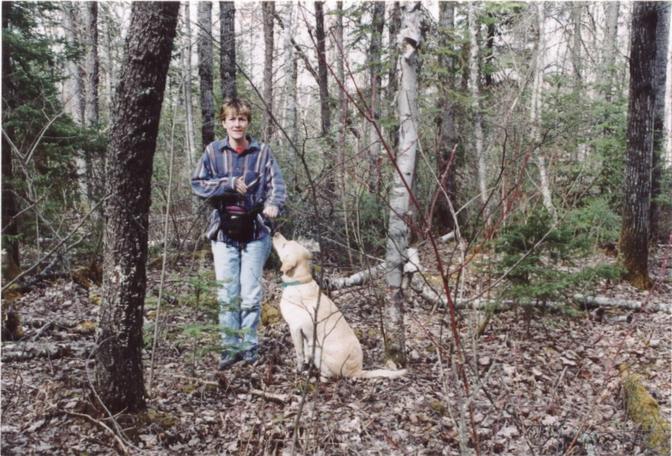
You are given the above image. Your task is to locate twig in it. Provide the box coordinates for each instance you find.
[64,410,129,455]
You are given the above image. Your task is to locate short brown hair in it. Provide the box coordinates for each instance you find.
[219,98,252,122]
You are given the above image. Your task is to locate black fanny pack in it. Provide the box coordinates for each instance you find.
[218,203,263,242]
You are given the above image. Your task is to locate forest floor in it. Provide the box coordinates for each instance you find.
[1,244,670,455]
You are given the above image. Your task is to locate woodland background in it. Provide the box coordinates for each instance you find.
[1,1,671,455]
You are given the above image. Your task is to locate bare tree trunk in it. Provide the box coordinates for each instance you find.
[314,1,331,137]
[219,1,236,100]
[183,3,196,170]
[1,2,21,280]
[620,1,658,290]
[435,1,459,231]
[61,3,91,211]
[530,2,556,220]
[102,3,117,121]
[334,1,353,266]
[84,1,99,127]
[262,1,274,142]
[650,3,670,242]
[367,2,385,194]
[468,2,489,223]
[603,2,620,102]
[383,2,424,367]
[95,1,179,414]
[62,3,85,125]
[386,2,401,150]
[198,2,215,148]
[283,3,298,152]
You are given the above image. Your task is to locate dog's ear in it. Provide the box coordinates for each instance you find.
[280,253,297,273]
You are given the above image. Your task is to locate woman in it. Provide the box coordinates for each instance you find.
[192,98,286,369]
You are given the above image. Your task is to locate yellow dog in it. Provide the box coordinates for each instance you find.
[272,233,406,380]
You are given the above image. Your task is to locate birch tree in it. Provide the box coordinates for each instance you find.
[620,1,658,290]
[198,2,215,148]
[386,2,401,150]
[95,1,179,413]
[219,1,236,100]
[383,2,424,366]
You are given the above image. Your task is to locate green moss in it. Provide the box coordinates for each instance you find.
[619,364,671,455]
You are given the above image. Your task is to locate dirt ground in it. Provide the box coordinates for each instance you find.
[1,245,670,455]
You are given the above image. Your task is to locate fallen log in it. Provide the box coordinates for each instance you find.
[1,341,94,362]
[619,363,671,455]
[408,276,672,313]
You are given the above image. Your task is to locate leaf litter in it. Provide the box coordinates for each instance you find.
[1,246,670,455]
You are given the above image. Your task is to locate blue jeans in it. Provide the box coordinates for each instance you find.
[212,235,271,355]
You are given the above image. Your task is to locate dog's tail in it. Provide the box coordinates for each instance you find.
[356,368,407,379]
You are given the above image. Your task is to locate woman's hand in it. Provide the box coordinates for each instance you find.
[234,178,248,195]
[263,205,279,219]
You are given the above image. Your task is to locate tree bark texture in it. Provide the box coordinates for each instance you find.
[198,2,215,148]
[314,1,331,137]
[367,2,385,193]
[84,1,99,127]
[435,1,459,231]
[219,1,236,100]
[650,3,670,242]
[468,2,489,222]
[262,1,274,142]
[62,3,85,126]
[383,2,424,367]
[283,4,298,152]
[386,2,401,150]
[603,2,619,102]
[183,3,196,170]
[1,5,20,279]
[1,3,20,279]
[95,1,179,414]
[620,2,658,290]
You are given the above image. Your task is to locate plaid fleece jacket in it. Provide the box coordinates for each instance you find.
[191,137,286,243]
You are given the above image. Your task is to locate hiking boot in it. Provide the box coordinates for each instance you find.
[241,348,258,365]
[218,352,241,370]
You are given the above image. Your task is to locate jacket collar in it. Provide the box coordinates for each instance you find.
[221,136,260,155]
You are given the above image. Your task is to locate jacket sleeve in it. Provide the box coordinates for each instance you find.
[263,149,287,211]
[191,144,236,199]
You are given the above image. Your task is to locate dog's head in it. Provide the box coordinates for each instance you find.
[272,232,313,275]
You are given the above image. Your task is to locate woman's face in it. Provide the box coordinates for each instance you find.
[222,111,249,142]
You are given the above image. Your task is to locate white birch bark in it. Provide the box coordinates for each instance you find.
[530,2,556,221]
[383,2,424,365]
[467,2,489,221]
